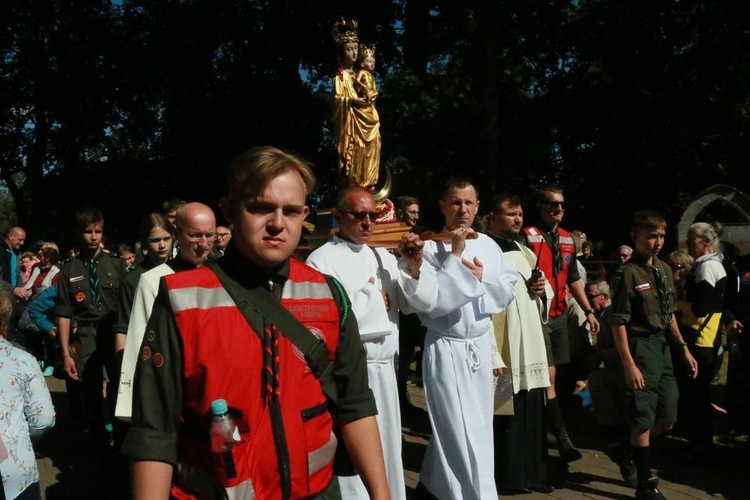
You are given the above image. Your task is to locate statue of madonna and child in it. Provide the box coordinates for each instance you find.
[331,18,397,222]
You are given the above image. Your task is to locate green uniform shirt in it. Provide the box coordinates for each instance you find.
[610,253,676,336]
[56,252,125,323]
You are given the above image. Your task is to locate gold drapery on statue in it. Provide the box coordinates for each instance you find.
[332,69,381,188]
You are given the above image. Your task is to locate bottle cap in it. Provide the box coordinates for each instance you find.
[210,399,229,416]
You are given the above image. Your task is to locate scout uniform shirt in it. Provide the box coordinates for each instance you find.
[56,251,125,359]
[611,253,676,336]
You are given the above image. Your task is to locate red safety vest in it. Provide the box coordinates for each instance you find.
[524,226,577,318]
[166,259,340,499]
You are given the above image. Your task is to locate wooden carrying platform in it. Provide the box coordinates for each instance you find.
[305,219,411,251]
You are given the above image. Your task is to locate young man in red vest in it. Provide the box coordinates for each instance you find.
[523,186,600,463]
[122,146,389,499]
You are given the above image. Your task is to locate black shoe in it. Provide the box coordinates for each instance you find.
[605,443,638,488]
[556,427,583,462]
[635,477,667,500]
[620,456,638,488]
[529,484,554,494]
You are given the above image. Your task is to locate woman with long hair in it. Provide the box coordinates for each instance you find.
[113,213,173,354]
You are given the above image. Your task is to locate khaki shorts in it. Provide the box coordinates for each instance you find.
[621,334,678,429]
[543,310,570,366]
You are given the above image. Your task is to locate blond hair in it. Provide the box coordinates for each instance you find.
[228,146,315,202]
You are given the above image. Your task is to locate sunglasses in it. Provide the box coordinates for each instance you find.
[343,211,379,221]
[544,201,567,209]
[586,293,603,300]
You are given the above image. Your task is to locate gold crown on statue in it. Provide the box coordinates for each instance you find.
[358,43,376,60]
[332,18,359,45]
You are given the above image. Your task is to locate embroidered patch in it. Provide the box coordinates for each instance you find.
[635,283,651,292]
[153,353,164,368]
[70,276,84,283]
[564,254,572,265]
[75,292,87,303]
[140,346,152,362]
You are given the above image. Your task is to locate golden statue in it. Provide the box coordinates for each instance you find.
[331,19,381,189]
[355,44,379,103]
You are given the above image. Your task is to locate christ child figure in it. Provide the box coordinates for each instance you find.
[355,43,379,103]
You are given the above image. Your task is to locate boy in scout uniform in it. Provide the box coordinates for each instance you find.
[610,211,698,500]
[56,206,126,446]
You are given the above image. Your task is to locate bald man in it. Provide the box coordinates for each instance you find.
[116,202,216,420]
[307,187,433,500]
[1,227,31,300]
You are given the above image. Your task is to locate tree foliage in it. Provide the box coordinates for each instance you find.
[1,0,749,251]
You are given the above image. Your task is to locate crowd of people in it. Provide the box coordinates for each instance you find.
[1,146,749,500]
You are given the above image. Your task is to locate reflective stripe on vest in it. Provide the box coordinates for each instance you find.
[525,226,575,317]
[281,280,334,301]
[308,432,338,476]
[168,286,235,313]
[526,234,545,243]
[167,260,340,499]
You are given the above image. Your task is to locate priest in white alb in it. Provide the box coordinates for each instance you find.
[307,186,436,500]
[404,179,519,500]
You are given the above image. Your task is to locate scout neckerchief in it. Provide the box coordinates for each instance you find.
[650,264,671,325]
[87,256,102,309]
[541,228,563,274]
[550,230,563,274]
[262,299,281,402]
[205,260,339,403]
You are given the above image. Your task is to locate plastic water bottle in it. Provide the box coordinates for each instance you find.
[210,399,240,479]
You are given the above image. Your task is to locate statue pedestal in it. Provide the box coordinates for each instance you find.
[304,209,410,251]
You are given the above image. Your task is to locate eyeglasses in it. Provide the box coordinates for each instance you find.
[343,211,379,221]
[586,293,603,301]
[544,201,566,209]
[672,264,686,271]
[215,232,231,238]
[180,230,216,242]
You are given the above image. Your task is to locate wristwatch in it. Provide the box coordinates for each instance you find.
[585,308,595,316]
